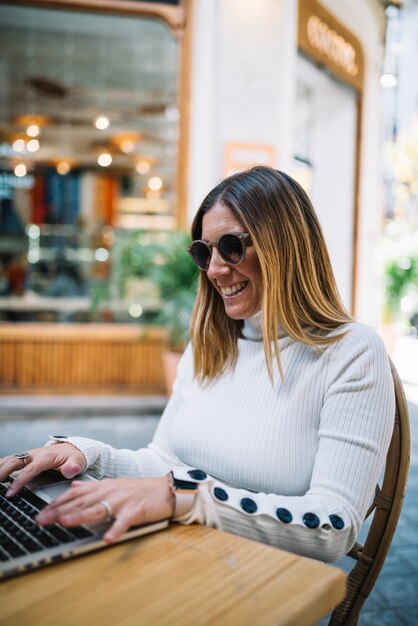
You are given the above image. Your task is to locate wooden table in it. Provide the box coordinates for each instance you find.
[0,524,346,626]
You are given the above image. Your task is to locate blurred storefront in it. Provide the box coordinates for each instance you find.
[188,0,392,323]
[0,0,394,392]
[0,0,193,392]
[0,0,191,322]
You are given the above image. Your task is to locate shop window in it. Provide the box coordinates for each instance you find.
[0,3,181,322]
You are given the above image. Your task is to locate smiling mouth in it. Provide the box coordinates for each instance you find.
[221,281,249,297]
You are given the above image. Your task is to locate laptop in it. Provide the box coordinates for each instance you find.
[0,470,169,580]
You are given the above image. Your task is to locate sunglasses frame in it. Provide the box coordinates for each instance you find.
[187,232,252,271]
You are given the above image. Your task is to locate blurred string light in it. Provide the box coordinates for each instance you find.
[12,139,26,153]
[148,176,163,191]
[380,73,397,88]
[98,152,112,167]
[26,124,40,137]
[136,160,151,175]
[26,223,40,239]
[26,222,40,263]
[94,247,109,262]
[56,160,71,175]
[94,115,110,130]
[120,139,135,153]
[128,303,143,318]
[112,132,140,155]
[26,138,40,152]
[14,163,27,177]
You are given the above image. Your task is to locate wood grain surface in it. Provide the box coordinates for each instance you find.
[0,524,346,626]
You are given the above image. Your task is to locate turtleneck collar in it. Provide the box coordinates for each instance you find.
[241,311,263,341]
[241,311,288,341]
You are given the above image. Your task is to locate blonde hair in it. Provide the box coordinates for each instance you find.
[190,166,352,382]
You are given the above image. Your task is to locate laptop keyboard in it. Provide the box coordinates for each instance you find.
[0,481,93,562]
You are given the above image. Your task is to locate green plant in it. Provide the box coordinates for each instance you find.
[90,278,110,316]
[112,230,166,298]
[384,256,418,319]
[152,230,198,351]
[380,220,418,324]
[102,228,197,345]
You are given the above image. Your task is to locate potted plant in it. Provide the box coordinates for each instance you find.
[112,229,163,302]
[151,230,198,393]
[101,228,197,392]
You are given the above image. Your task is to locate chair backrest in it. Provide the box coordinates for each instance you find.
[328,358,411,626]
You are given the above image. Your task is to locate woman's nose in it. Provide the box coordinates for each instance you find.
[207,248,231,279]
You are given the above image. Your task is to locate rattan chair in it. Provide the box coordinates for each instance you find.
[328,358,411,626]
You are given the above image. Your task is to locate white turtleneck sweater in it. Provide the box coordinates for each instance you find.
[50,315,395,562]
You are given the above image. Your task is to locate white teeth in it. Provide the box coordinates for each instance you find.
[221,281,248,296]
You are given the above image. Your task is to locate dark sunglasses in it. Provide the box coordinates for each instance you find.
[187,232,252,271]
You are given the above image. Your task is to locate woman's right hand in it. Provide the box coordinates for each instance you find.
[0,443,86,497]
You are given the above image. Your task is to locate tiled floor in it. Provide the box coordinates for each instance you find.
[0,388,417,625]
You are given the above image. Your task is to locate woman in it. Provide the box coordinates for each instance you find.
[0,167,394,562]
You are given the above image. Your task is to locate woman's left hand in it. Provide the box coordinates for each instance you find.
[35,476,174,543]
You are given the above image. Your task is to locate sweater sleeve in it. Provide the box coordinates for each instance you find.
[43,346,194,480]
[165,328,395,562]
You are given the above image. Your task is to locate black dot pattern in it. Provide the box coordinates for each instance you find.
[187,469,207,481]
[240,498,257,514]
[214,487,229,502]
[276,507,293,523]
[302,512,320,529]
[329,514,345,530]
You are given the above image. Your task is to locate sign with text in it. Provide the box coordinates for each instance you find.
[224,143,275,177]
[298,0,364,91]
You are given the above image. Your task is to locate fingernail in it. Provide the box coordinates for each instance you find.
[6,488,15,497]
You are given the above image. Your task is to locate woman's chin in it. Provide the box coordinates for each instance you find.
[222,298,259,320]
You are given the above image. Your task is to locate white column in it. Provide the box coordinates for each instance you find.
[187,0,298,223]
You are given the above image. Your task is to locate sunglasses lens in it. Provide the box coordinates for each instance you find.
[219,234,244,264]
[190,241,211,270]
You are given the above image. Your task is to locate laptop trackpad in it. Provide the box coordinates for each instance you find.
[28,471,95,503]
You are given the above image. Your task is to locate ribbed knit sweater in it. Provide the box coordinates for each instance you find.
[54,314,395,562]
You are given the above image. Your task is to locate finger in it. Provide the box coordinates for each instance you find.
[36,495,89,525]
[0,455,15,480]
[36,490,99,524]
[6,455,53,497]
[60,460,83,479]
[37,482,95,514]
[0,452,33,483]
[103,513,132,543]
[59,502,108,527]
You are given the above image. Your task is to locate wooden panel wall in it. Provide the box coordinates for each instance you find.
[0,325,167,394]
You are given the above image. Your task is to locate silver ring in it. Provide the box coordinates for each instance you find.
[14,452,31,467]
[100,499,113,522]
